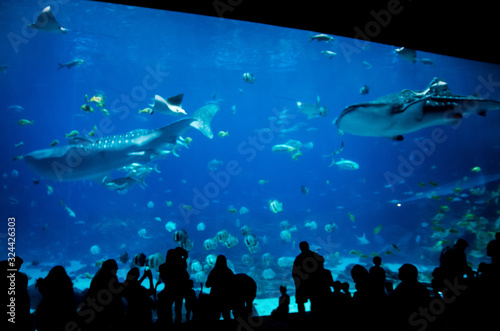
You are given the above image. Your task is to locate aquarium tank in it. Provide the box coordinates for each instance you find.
[1,0,500,317]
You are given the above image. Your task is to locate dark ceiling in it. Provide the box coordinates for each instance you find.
[93,0,499,65]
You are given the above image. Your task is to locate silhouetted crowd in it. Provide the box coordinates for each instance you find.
[2,233,499,331]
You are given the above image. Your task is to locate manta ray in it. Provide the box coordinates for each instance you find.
[29,6,67,34]
[24,104,219,182]
[335,77,500,140]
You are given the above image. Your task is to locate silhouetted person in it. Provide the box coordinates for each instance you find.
[331,281,347,310]
[157,248,190,325]
[83,259,124,331]
[184,279,197,321]
[310,259,334,315]
[341,281,351,300]
[271,285,290,320]
[2,256,33,331]
[350,264,370,305]
[206,255,235,320]
[440,238,473,280]
[369,256,386,294]
[35,265,76,331]
[390,263,430,328]
[122,267,155,330]
[292,241,324,314]
[478,232,499,282]
[231,273,257,319]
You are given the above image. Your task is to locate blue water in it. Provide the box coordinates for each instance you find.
[2,0,500,299]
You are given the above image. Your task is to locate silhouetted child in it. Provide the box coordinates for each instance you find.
[271,285,290,319]
[341,282,351,300]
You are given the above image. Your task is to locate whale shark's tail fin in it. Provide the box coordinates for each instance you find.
[190,104,220,139]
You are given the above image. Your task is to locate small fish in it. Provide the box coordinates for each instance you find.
[227,208,238,213]
[14,142,24,148]
[359,85,369,95]
[33,178,40,184]
[439,205,450,213]
[65,130,79,138]
[321,50,337,59]
[394,47,417,63]
[46,185,53,195]
[12,155,24,161]
[17,119,34,126]
[81,104,94,112]
[165,201,173,207]
[242,72,255,84]
[49,139,59,146]
[8,105,24,112]
[362,61,372,69]
[349,250,360,255]
[0,65,8,73]
[348,212,355,222]
[58,59,85,69]
[88,125,97,137]
[258,179,269,185]
[391,243,400,252]
[65,205,76,218]
[429,181,439,187]
[310,34,334,42]
[269,200,283,213]
[183,204,193,211]
[218,131,229,137]
[139,107,153,114]
[420,58,435,65]
[291,150,302,161]
[373,225,383,235]
[471,166,481,173]
[300,185,309,195]
[418,182,426,187]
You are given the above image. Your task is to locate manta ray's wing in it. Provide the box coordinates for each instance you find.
[167,93,184,108]
[30,6,66,33]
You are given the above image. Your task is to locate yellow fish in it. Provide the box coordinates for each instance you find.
[471,166,481,173]
[373,225,383,235]
[139,107,153,114]
[17,119,34,126]
[348,212,355,222]
[218,131,229,137]
[49,139,59,147]
[227,208,238,213]
[65,130,79,138]
[88,125,97,137]
[291,150,302,161]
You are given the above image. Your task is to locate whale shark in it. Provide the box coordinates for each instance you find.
[335,77,500,140]
[24,104,219,182]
